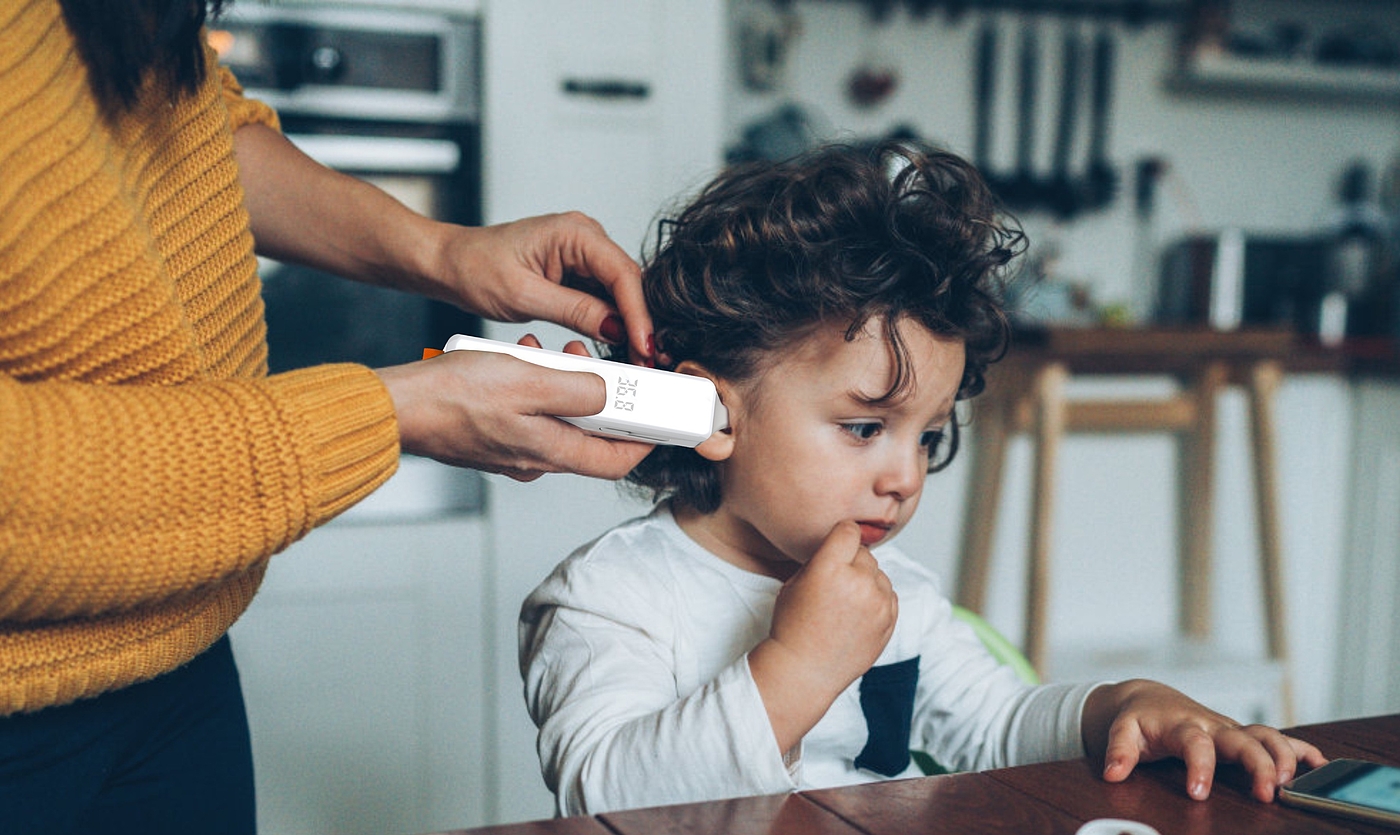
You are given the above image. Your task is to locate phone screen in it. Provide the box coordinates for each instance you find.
[1329,764,1400,813]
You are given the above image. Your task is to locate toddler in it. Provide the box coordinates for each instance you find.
[518,142,1324,816]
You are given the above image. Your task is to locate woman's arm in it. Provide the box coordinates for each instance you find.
[231,124,656,479]
[230,124,655,357]
[231,124,440,293]
[0,366,397,622]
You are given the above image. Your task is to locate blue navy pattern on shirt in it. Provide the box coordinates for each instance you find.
[853,655,920,776]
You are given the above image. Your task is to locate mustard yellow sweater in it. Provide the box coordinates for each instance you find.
[0,1,400,714]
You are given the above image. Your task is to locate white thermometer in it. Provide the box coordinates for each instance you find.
[440,334,728,448]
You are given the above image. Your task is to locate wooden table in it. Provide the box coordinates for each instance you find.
[432,714,1400,835]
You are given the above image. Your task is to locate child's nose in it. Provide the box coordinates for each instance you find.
[875,447,925,501]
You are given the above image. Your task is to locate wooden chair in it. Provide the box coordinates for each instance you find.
[952,328,1319,723]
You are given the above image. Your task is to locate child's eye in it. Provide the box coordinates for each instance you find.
[841,422,882,441]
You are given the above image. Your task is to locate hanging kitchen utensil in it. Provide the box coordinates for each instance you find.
[737,2,800,93]
[847,4,899,108]
[1047,23,1083,220]
[1081,25,1119,212]
[972,17,999,186]
[848,62,899,108]
[1006,19,1042,210]
[1129,156,1167,323]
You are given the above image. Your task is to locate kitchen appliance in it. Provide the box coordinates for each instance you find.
[212,3,483,518]
[1155,232,1330,332]
[211,3,482,374]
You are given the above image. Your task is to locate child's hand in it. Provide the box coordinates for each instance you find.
[1081,679,1327,803]
[771,521,898,686]
[748,521,898,752]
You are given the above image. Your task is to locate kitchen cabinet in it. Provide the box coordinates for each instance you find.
[481,0,727,824]
[1335,378,1400,717]
[228,515,490,835]
[482,0,727,258]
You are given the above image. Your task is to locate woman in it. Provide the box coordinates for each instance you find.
[0,1,657,831]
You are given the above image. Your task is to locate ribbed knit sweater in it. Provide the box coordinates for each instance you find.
[0,1,401,715]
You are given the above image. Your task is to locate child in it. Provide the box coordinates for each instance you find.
[518,142,1325,816]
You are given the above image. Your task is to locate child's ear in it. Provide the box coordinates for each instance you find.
[675,360,736,462]
[694,429,734,461]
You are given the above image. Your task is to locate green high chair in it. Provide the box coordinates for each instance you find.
[909,605,1038,777]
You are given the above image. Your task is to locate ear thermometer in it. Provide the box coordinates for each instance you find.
[439,334,728,448]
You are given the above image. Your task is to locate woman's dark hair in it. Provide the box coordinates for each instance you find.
[59,0,225,116]
[612,141,1023,514]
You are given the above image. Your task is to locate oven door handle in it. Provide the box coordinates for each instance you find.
[286,134,461,174]
[560,78,651,100]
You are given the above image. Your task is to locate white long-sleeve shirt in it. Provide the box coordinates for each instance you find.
[519,504,1100,816]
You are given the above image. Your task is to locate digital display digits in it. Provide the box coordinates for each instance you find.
[614,376,639,412]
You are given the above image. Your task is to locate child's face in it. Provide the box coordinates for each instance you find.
[681,317,965,579]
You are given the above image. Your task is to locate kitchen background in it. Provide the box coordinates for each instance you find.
[219,0,1400,832]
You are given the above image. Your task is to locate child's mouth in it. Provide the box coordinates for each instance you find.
[857,522,891,545]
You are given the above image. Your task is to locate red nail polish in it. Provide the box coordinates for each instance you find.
[600,315,625,344]
[646,333,657,357]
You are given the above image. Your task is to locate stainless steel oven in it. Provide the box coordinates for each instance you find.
[212,3,484,517]
[212,3,482,374]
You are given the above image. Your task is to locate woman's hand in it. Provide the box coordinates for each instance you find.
[1081,679,1328,803]
[375,344,653,481]
[428,213,656,365]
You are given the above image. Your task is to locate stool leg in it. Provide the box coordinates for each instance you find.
[1179,362,1227,642]
[957,387,1012,614]
[1025,362,1068,675]
[1246,360,1294,724]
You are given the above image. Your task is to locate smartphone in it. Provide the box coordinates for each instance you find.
[1279,758,1400,828]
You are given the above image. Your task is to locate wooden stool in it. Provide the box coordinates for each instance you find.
[954,328,1308,722]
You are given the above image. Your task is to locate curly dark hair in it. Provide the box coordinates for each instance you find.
[611,141,1023,513]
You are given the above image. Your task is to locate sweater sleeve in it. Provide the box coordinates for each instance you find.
[215,50,280,133]
[520,567,795,816]
[0,364,398,623]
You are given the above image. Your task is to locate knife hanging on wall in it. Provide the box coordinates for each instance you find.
[972,17,997,177]
[1048,23,1082,219]
[1005,19,1041,210]
[1081,25,1119,211]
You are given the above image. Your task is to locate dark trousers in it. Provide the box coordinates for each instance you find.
[0,636,256,835]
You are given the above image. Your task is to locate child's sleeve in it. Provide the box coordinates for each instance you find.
[906,569,1102,771]
[519,564,796,815]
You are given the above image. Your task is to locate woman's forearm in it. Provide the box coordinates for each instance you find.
[231,123,447,298]
[233,123,657,360]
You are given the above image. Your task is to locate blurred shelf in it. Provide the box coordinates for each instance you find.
[1009,325,1391,376]
[1172,50,1400,102]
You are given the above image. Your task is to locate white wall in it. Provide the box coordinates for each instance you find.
[1337,380,1400,717]
[728,1,1400,312]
